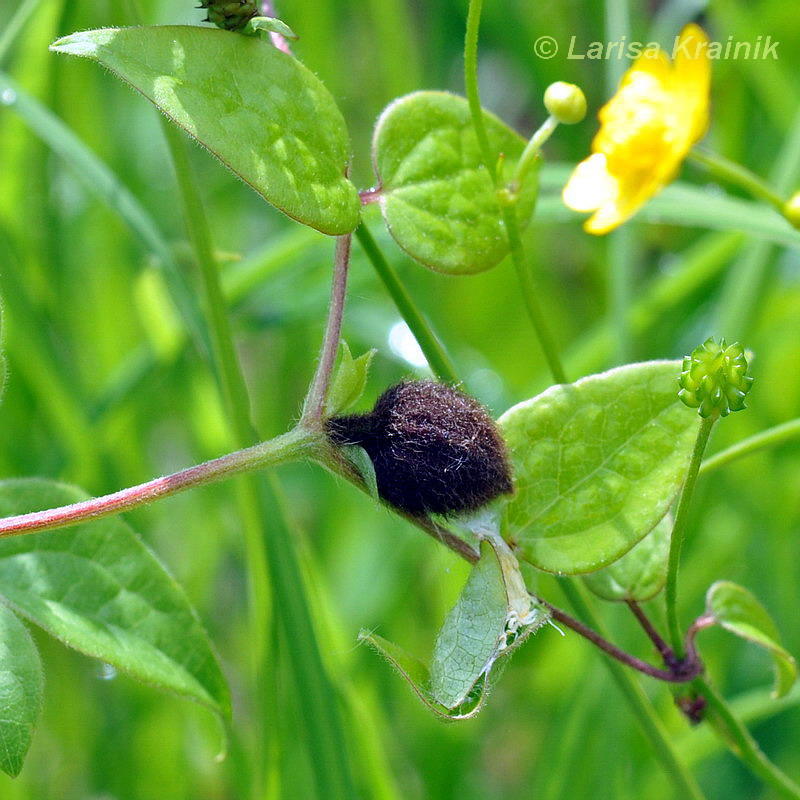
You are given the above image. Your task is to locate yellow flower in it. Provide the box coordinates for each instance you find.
[563,24,711,235]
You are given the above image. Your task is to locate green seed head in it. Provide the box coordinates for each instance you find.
[678,337,753,418]
[199,0,259,31]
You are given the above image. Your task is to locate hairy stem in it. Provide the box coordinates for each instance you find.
[543,600,702,683]
[627,599,675,664]
[666,415,716,659]
[303,234,353,426]
[0,430,318,538]
[558,579,707,800]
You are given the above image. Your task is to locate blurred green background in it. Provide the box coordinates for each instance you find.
[1,0,799,797]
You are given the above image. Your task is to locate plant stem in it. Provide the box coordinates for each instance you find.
[0,0,39,66]
[162,121,275,794]
[463,0,496,185]
[511,115,558,191]
[302,234,353,425]
[692,675,800,800]
[627,599,674,664]
[666,415,716,660]
[0,429,318,538]
[559,579,707,800]
[502,208,569,383]
[354,223,459,384]
[163,121,357,799]
[687,148,786,213]
[543,600,701,682]
[464,0,567,385]
[700,418,800,476]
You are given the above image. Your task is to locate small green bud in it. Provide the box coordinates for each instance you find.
[678,337,753,418]
[784,191,800,230]
[543,82,587,125]
[198,0,258,31]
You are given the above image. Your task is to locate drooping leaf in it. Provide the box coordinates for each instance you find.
[429,539,509,709]
[499,361,700,574]
[324,342,376,418]
[706,581,798,698]
[0,604,43,778]
[0,479,230,718]
[583,514,671,602]
[430,538,548,711]
[360,537,547,720]
[372,91,539,274]
[50,27,360,235]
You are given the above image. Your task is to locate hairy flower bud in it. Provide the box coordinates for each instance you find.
[678,338,753,418]
[327,381,513,517]
[198,0,258,31]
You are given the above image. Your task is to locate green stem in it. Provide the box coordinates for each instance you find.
[559,580,707,800]
[162,125,356,799]
[354,223,459,384]
[604,0,634,366]
[464,0,567,385]
[0,0,40,66]
[700,418,800,476]
[463,0,496,185]
[511,115,558,191]
[692,675,800,799]
[687,148,786,213]
[666,415,716,659]
[502,207,568,383]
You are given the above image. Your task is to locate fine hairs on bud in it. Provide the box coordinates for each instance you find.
[327,381,514,517]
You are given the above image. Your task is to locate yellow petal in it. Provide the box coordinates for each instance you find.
[562,153,618,213]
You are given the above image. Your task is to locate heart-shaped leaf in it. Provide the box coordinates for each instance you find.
[0,605,43,778]
[0,479,230,718]
[706,581,797,698]
[51,26,360,235]
[583,514,671,602]
[499,361,700,574]
[372,91,539,274]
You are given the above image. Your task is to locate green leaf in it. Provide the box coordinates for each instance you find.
[361,537,548,720]
[429,539,509,709]
[342,445,379,501]
[0,605,43,778]
[499,361,700,574]
[244,16,299,40]
[324,342,376,417]
[0,479,230,718]
[583,514,671,602]
[50,27,360,235]
[706,581,798,698]
[372,91,539,274]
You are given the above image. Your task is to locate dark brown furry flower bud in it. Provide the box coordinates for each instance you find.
[327,381,513,517]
